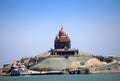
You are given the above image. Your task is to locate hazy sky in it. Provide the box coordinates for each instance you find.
[0,0,120,67]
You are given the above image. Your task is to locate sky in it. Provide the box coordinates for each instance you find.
[0,0,120,67]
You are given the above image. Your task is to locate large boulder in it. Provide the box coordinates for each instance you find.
[85,58,107,67]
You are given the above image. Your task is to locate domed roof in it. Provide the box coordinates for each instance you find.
[59,27,66,36]
[55,27,70,42]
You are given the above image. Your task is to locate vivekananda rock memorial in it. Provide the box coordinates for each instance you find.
[0,27,120,76]
[51,27,78,56]
[29,27,94,72]
[28,28,118,72]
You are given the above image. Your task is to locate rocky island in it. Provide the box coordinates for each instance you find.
[0,28,120,76]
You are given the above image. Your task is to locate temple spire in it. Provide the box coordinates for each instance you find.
[61,25,63,30]
[55,27,71,49]
[51,27,78,56]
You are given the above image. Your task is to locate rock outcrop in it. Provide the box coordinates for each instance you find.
[85,58,107,67]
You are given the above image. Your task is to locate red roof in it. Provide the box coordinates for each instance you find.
[55,28,70,42]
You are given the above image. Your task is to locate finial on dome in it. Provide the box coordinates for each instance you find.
[61,25,63,30]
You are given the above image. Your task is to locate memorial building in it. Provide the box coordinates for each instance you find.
[51,27,78,56]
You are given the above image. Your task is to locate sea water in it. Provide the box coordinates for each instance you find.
[0,74,120,81]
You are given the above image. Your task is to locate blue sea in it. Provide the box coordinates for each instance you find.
[0,74,120,81]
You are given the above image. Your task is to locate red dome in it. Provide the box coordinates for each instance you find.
[55,27,70,42]
[59,27,66,36]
